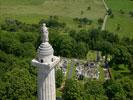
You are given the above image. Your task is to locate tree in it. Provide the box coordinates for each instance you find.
[73,42,88,58]
[107,8,112,15]
[84,80,107,100]
[22,42,36,58]
[19,32,38,44]
[0,68,37,100]
[128,59,133,73]
[111,45,132,65]
[101,31,119,44]
[58,35,75,57]
[55,69,64,88]
[96,41,113,64]
[75,29,89,43]
[104,80,127,100]
[62,79,82,100]
[1,19,39,32]
[39,18,66,29]
[98,18,103,25]
[118,78,133,99]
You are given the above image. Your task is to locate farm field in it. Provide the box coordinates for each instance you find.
[0,0,106,29]
[106,0,133,38]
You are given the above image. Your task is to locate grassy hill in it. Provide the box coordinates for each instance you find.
[0,0,106,29]
[106,0,133,38]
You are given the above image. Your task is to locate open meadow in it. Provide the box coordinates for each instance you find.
[106,0,133,38]
[0,0,106,29]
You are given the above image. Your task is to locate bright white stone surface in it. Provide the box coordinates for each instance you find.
[32,23,60,100]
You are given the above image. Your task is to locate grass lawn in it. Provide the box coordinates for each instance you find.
[0,0,106,29]
[86,50,97,61]
[71,64,77,79]
[106,0,133,38]
[98,65,105,81]
[86,51,102,61]
[65,62,70,80]
[56,88,62,97]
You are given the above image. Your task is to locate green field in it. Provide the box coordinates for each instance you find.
[106,0,133,38]
[0,0,106,29]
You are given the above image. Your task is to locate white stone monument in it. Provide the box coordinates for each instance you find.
[32,23,60,100]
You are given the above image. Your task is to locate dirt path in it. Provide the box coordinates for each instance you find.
[101,0,109,31]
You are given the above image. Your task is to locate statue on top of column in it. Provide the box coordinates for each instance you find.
[42,23,49,42]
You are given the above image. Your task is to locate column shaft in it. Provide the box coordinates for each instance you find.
[38,68,56,100]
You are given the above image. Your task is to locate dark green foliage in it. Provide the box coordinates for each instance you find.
[129,11,133,17]
[87,6,91,10]
[119,9,125,14]
[0,32,37,57]
[101,31,119,44]
[0,68,37,100]
[116,24,120,31]
[84,80,107,100]
[50,32,75,57]
[50,30,88,58]
[62,79,82,100]
[98,18,103,25]
[111,45,132,65]
[73,17,92,26]
[118,78,133,99]
[63,79,108,100]
[104,80,127,100]
[0,37,24,56]
[62,79,133,100]
[110,14,114,18]
[39,17,66,29]
[56,69,64,88]
[0,51,37,100]
[0,19,38,99]
[58,35,74,57]
[1,18,39,32]
[73,42,88,58]
[107,8,112,15]
[121,37,133,46]
[19,32,37,44]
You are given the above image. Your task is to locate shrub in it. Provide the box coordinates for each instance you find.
[98,18,103,25]
[107,8,112,15]
[119,9,125,14]
[87,6,91,10]
[129,11,133,17]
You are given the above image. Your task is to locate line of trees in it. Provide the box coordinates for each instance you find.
[62,78,133,100]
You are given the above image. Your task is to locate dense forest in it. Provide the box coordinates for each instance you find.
[0,17,133,100]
